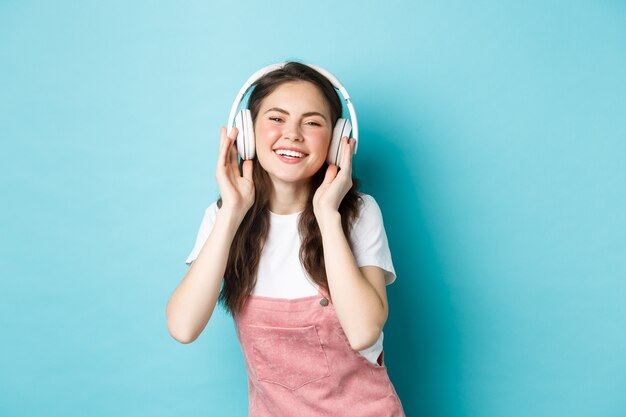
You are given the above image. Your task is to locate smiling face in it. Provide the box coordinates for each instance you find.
[254,81,333,188]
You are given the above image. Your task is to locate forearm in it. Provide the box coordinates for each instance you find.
[166,209,243,343]
[319,213,387,351]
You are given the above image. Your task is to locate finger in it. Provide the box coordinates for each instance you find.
[228,127,240,172]
[323,164,338,185]
[229,140,240,174]
[339,136,353,175]
[242,159,253,181]
[216,128,229,180]
[228,126,239,141]
[219,127,234,167]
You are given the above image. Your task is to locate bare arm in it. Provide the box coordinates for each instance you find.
[166,127,253,343]
[313,136,388,351]
[166,209,245,343]
[319,212,388,351]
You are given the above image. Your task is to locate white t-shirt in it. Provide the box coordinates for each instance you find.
[185,193,396,364]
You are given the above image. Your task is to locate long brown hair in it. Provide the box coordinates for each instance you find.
[218,62,362,315]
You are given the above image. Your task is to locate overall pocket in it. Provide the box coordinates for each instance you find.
[239,324,330,391]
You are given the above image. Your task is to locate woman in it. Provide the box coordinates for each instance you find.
[166,62,405,416]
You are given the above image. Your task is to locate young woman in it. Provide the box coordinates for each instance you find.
[166,62,405,416]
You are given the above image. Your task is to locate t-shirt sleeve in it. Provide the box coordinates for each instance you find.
[184,202,219,265]
[349,194,397,285]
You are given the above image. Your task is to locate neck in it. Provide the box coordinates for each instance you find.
[268,178,310,215]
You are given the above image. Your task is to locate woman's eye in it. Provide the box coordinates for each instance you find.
[305,121,322,126]
[269,117,283,122]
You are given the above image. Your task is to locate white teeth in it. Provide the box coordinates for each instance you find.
[275,149,305,158]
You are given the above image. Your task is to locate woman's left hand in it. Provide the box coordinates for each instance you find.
[313,136,356,226]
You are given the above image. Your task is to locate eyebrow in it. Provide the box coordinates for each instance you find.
[263,107,328,122]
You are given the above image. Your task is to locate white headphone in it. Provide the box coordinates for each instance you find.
[226,62,359,167]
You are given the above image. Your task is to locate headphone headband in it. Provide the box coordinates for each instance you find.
[226,62,359,153]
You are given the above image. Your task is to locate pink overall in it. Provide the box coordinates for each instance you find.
[235,288,405,417]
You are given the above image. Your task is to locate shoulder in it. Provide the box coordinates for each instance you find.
[184,200,220,266]
[205,200,219,217]
[350,192,387,239]
[194,200,220,234]
[354,192,385,224]
[198,200,220,224]
[349,192,396,285]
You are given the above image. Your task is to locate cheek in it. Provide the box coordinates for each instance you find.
[255,123,282,147]
[311,130,332,154]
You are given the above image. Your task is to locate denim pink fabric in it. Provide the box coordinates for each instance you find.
[235,289,405,416]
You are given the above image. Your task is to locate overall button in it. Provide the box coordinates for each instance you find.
[319,298,329,307]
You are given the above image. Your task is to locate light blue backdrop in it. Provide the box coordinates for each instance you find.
[1,1,625,416]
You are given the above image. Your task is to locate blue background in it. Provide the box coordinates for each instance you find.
[1,1,625,416]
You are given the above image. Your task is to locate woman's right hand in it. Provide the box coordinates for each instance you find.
[215,126,255,218]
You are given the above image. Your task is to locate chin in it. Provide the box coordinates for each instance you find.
[263,161,323,184]
[273,172,313,184]
[266,166,316,183]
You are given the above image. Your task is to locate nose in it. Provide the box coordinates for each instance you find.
[283,120,302,142]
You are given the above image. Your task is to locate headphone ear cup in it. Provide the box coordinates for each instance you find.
[327,118,352,167]
[234,109,255,160]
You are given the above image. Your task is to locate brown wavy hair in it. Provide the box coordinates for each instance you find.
[218,62,362,315]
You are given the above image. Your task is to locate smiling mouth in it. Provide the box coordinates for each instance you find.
[274,149,308,159]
